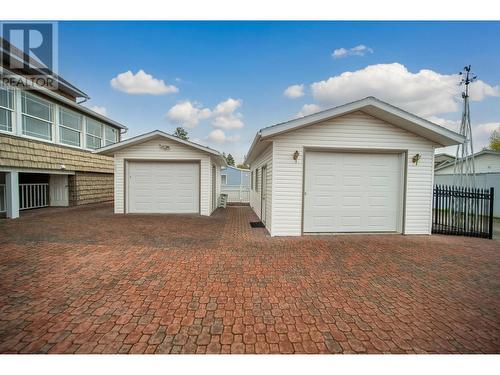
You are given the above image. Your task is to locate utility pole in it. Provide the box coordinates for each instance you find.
[453,65,477,189]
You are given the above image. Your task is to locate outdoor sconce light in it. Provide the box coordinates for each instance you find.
[412,153,421,165]
[293,150,299,162]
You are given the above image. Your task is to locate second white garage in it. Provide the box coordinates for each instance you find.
[96,130,226,216]
[245,97,464,236]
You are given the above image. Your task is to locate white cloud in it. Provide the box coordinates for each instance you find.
[332,45,373,59]
[111,70,178,95]
[283,84,305,99]
[212,98,244,130]
[90,106,107,116]
[429,116,499,154]
[214,98,241,115]
[297,103,321,118]
[166,101,211,128]
[212,114,244,130]
[166,97,244,131]
[310,63,500,117]
[207,129,241,144]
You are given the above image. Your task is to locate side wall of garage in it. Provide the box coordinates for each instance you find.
[113,137,212,215]
[209,156,223,213]
[270,111,438,236]
[249,144,273,233]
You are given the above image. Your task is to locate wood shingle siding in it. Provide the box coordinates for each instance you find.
[0,133,113,173]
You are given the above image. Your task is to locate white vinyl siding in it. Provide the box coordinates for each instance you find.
[210,156,223,213]
[86,118,102,150]
[0,84,14,132]
[59,108,82,147]
[249,143,273,233]
[113,137,216,216]
[435,153,500,175]
[268,111,437,236]
[21,92,54,140]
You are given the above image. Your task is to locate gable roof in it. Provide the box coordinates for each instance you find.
[434,149,500,172]
[95,130,227,165]
[245,97,465,164]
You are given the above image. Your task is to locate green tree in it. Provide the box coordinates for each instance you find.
[489,128,500,151]
[173,126,189,140]
[236,163,249,169]
[226,153,235,166]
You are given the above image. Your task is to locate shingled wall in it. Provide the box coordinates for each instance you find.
[1,133,115,206]
[0,133,113,173]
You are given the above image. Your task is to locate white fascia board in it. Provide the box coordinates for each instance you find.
[259,97,464,146]
[95,130,227,165]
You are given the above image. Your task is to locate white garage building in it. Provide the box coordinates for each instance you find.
[97,130,226,215]
[245,97,464,236]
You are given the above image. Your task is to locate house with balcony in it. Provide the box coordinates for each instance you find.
[0,39,127,218]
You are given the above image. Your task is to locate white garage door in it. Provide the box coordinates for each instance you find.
[304,151,403,233]
[127,161,199,214]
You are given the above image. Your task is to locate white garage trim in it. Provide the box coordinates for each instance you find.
[301,147,407,234]
[124,159,201,214]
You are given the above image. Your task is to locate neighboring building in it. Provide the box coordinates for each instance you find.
[434,153,455,168]
[0,39,127,218]
[245,97,463,236]
[96,130,226,216]
[221,165,250,203]
[434,150,500,216]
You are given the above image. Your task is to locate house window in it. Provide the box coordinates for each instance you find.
[105,125,118,146]
[0,85,14,132]
[21,92,54,140]
[251,171,254,190]
[221,175,227,185]
[59,108,82,147]
[255,168,259,192]
[86,118,102,150]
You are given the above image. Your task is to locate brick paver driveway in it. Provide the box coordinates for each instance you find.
[1,204,499,354]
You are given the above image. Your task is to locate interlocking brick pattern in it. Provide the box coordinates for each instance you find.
[0,204,499,354]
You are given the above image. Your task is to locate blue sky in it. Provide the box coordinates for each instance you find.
[57,21,500,162]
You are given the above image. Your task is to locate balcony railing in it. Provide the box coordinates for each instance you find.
[19,183,49,210]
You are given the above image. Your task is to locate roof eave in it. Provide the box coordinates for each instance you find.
[258,97,464,147]
[95,130,226,164]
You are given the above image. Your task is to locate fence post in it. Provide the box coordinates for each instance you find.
[489,187,495,240]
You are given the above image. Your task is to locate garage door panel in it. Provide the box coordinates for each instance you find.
[304,152,402,232]
[128,162,199,214]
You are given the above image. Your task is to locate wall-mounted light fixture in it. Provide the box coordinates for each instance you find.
[412,153,421,165]
[159,144,171,151]
[293,150,299,162]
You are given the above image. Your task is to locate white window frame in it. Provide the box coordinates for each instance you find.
[0,84,14,133]
[255,168,259,192]
[104,125,118,146]
[221,174,227,185]
[85,118,103,150]
[20,91,54,141]
[58,107,83,147]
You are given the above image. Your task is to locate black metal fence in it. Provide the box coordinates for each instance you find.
[432,185,494,239]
